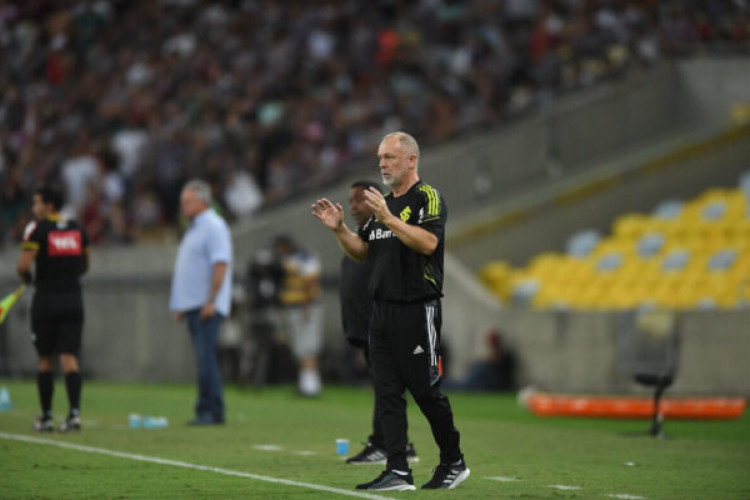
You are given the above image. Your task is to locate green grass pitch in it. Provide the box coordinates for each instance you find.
[1,380,748,499]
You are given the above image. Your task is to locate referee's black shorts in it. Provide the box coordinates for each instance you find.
[31,290,84,356]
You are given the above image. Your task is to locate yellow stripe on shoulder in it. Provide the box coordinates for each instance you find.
[418,184,440,216]
[21,241,39,251]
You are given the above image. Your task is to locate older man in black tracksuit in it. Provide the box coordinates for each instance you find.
[313,132,468,491]
[340,180,418,466]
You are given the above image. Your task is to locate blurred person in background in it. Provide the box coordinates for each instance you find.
[17,186,89,433]
[99,148,132,243]
[216,286,246,384]
[340,180,419,465]
[60,131,100,220]
[241,243,284,387]
[274,234,324,397]
[169,179,232,425]
[1,168,29,247]
[449,329,518,392]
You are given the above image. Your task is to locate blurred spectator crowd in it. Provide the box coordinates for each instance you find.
[1,0,748,246]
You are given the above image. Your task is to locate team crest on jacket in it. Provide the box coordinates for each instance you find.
[399,206,412,222]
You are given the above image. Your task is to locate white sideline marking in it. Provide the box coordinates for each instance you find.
[608,495,646,499]
[485,476,519,482]
[548,484,582,490]
[253,444,284,451]
[293,450,318,456]
[0,432,394,500]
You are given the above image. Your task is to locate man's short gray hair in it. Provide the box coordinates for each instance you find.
[383,131,420,165]
[183,179,212,205]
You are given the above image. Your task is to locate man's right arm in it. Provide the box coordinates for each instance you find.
[333,223,368,263]
[312,198,368,262]
[18,221,39,284]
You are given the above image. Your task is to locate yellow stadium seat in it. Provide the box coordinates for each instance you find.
[613,214,650,240]
[696,187,735,206]
[551,258,594,287]
[733,221,750,248]
[725,190,748,219]
[661,219,686,242]
[716,294,739,309]
[692,188,746,223]
[609,289,639,309]
[532,285,571,310]
[479,262,511,296]
[678,199,703,222]
[737,279,750,306]
[590,239,625,257]
[528,252,565,272]
[572,287,602,309]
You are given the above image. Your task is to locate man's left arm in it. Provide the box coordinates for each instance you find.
[201,262,228,319]
[382,217,438,255]
[201,219,232,320]
[364,187,439,256]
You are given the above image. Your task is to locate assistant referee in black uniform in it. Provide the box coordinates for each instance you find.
[17,186,89,432]
[313,132,468,491]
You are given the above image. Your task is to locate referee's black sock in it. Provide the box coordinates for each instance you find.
[37,371,54,419]
[64,372,82,417]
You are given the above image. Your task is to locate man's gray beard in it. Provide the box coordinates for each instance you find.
[382,175,394,187]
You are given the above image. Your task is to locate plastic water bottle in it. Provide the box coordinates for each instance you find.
[0,387,12,411]
[143,416,168,429]
[128,413,142,429]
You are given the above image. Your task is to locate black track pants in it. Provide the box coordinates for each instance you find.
[369,299,462,472]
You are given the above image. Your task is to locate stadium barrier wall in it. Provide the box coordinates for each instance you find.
[3,280,747,396]
[503,309,750,396]
[678,57,750,126]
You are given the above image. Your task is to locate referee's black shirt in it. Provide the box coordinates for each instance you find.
[21,217,89,293]
[358,180,446,303]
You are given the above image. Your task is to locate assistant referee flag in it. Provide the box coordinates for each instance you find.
[0,285,26,324]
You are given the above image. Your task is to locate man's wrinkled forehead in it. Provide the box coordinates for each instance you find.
[378,137,403,156]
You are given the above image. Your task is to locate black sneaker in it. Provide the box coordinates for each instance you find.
[406,442,420,463]
[421,460,471,489]
[347,442,419,465]
[33,415,54,432]
[356,469,416,491]
[59,415,81,432]
[346,443,387,465]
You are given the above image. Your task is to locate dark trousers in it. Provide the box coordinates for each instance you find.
[186,311,225,421]
[369,299,462,472]
[362,343,385,448]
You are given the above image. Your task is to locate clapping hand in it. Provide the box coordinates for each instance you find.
[364,187,392,223]
[311,198,344,231]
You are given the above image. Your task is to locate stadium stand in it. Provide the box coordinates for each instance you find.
[480,179,750,311]
[1,0,749,247]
